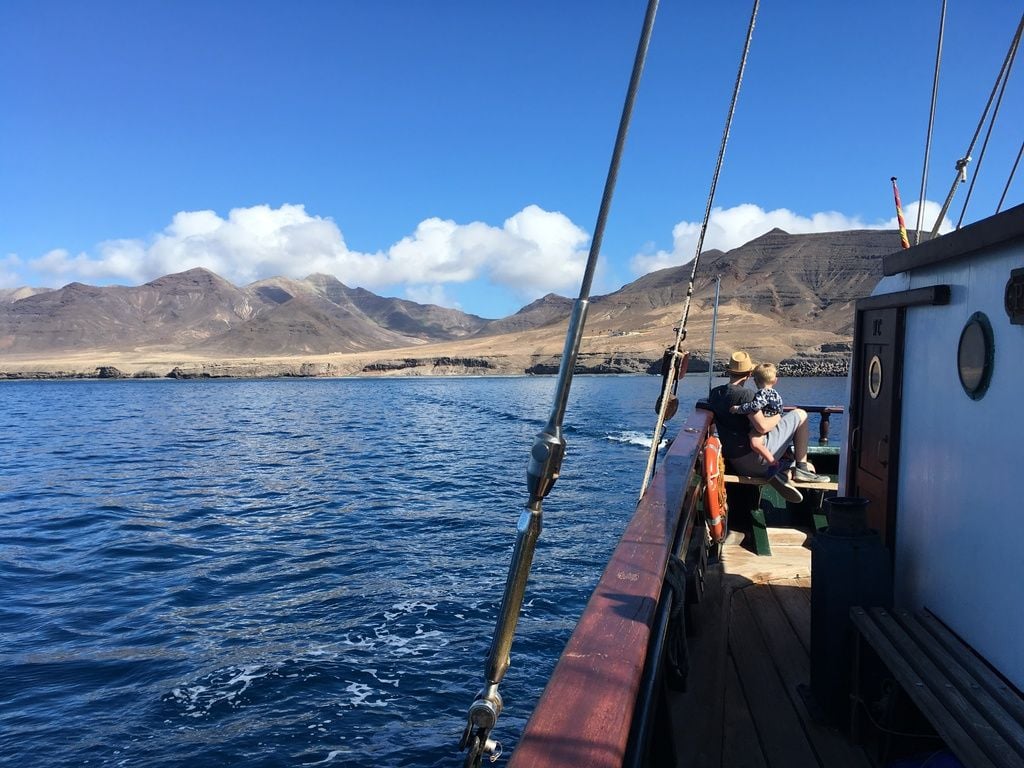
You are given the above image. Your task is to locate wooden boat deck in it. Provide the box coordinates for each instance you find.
[668,525,871,768]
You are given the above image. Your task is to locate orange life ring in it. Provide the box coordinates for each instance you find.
[703,435,728,543]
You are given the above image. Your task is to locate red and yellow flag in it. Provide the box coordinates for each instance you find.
[890,176,910,249]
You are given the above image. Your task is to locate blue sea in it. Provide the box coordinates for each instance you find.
[0,375,845,767]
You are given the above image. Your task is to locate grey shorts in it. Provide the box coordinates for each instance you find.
[728,409,803,476]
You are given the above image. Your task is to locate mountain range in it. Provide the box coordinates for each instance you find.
[0,227,902,377]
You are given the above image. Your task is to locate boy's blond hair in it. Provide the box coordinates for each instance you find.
[752,362,777,388]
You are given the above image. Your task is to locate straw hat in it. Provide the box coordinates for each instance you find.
[726,351,755,375]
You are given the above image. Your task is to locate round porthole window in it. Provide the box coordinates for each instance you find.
[957,311,994,400]
[867,355,882,399]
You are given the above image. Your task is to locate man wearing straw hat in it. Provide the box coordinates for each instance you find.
[708,351,828,503]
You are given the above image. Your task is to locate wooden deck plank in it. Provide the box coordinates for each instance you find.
[672,527,869,768]
[665,569,728,768]
[746,584,871,768]
[721,528,811,585]
[730,589,820,768]
[772,579,812,654]
[722,651,769,768]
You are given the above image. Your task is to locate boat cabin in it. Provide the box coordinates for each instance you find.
[844,201,1024,693]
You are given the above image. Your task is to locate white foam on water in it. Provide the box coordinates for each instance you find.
[376,623,446,657]
[344,681,391,709]
[383,600,437,621]
[363,667,400,687]
[606,430,666,449]
[224,664,266,697]
[166,664,272,717]
[303,748,351,765]
[338,633,376,650]
[338,601,450,659]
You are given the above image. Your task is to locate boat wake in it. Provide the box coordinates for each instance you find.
[605,430,665,449]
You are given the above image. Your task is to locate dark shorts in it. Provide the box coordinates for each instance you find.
[728,410,803,476]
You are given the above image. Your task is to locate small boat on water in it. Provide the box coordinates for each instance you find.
[460,2,1024,766]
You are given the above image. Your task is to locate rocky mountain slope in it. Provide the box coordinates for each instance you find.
[0,269,486,355]
[0,228,902,377]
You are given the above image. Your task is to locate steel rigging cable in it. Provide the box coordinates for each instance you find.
[955,12,1022,228]
[639,0,760,499]
[931,9,1024,237]
[916,0,946,245]
[459,2,661,765]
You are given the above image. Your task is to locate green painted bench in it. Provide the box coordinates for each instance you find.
[722,471,839,555]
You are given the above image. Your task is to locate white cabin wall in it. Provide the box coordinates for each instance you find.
[893,241,1023,690]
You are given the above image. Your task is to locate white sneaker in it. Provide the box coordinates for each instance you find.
[792,466,829,483]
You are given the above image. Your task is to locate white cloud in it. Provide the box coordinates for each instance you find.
[630,202,954,275]
[404,284,458,308]
[0,254,24,289]
[490,206,589,293]
[26,203,590,305]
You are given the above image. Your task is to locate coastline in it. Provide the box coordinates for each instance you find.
[0,349,850,380]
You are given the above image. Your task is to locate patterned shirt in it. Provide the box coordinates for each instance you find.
[735,387,783,417]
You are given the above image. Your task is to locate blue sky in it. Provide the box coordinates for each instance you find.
[1,1,1021,318]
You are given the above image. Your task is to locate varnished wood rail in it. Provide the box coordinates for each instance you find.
[783,404,844,445]
[509,408,713,768]
[696,400,844,445]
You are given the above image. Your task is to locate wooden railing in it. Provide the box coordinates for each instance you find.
[697,399,844,445]
[509,408,713,768]
[783,404,844,445]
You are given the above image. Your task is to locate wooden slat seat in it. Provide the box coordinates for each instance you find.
[850,606,1024,768]
[722,473,839,491]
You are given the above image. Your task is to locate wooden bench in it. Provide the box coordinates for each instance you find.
[850,606,1024,768]
[722,473,839,556]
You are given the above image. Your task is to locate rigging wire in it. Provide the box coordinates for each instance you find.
[997,138,1024,213]
[460,2,662,765]
[955,21,1021,228]
[930,9,1024,237]
[707,275,722,397]
[639,0,760,499]
[915,0,946,245]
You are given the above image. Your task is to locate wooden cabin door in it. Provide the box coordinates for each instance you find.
[849,307,901,546]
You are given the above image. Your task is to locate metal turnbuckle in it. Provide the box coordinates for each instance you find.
[460,687,503,767]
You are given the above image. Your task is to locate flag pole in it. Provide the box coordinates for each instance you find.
[891,176,911,249]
